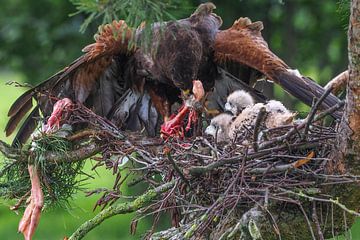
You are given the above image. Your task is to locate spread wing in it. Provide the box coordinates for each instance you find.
[6,20,158,146]
[7,8,273,147]
[214,17,342,118]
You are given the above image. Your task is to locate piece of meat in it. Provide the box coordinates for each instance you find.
[161,80,205,139]
[18,165,44,240]
[43,98,73,133]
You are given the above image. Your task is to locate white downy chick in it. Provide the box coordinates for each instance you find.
[225,90,255,116]
[229,101,295,141]
[229,103,265,140]
[205,113,233,142]
[264,100,296,128]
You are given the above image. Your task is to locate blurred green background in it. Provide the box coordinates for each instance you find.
[0,0,356,239]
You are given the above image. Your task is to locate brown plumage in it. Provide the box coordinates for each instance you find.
[6,3,340,146]
[6,20,136,146]
[214,17,341,118]
[5,3,227,145]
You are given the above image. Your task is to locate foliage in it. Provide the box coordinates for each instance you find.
[0,0,92,84]
[70,0,190,32]
[0,132,86,208]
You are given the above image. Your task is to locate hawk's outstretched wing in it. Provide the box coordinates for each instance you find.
[214,17,342,118]
[5,20,153,146]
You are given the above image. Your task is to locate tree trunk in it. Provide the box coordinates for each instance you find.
[339,0,360,172]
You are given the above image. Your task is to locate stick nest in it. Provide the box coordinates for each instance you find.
[0,94,354,239]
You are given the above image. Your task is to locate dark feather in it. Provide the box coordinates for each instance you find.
[206,68,267,112]
[276,71,342,119]
[5,99,33,137]
[92,60,123,117]
[11,106,40,147]
[137,92,160,137]
[7,89,33,117]
[109,90,142,130]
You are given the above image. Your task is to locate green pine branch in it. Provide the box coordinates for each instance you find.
[69,0,187,33]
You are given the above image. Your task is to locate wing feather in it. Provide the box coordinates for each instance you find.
[6,20,136,146]
[11,106,40,148]
[214,17,342,118]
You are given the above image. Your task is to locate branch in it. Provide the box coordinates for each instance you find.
[0,140,102,163]
[43,142,102,163]
[166,152,190,188]
[325,70,349,95]
[253,107,266,152]
[303,86,333,139]
[0,140,23,160]
[68,181,175,240]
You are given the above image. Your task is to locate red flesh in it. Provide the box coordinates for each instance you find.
[44,98,73,133]
[18,165,44,240]
[161,80,204,139]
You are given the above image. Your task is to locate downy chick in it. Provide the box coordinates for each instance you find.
[224,90,255,116]
[205,113,233,142]
[229,101,296,141]
[264,100,295,128]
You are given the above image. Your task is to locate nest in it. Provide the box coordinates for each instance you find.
[0,89,354,239]
[66,90,350,238]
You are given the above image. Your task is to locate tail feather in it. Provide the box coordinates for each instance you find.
[276,71,342,119]
[5,99,33,137]
[7,71,59,117]
[11,106,40,147]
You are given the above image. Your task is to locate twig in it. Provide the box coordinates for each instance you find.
[312,201,325,240]
[0,140,24,160]
[68,181,175,240]
[249,163,294,174]
[166,152,190,188]
[298,202,317,240]
[10,191,30,211]
[313,101,345,122]
[67,129,101,141]
[303,86,333,140]
[44,142,102,163]
[258,123,305,150]
[253,107,266,152]
[280,188,360,217]
[324,70,348,95]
